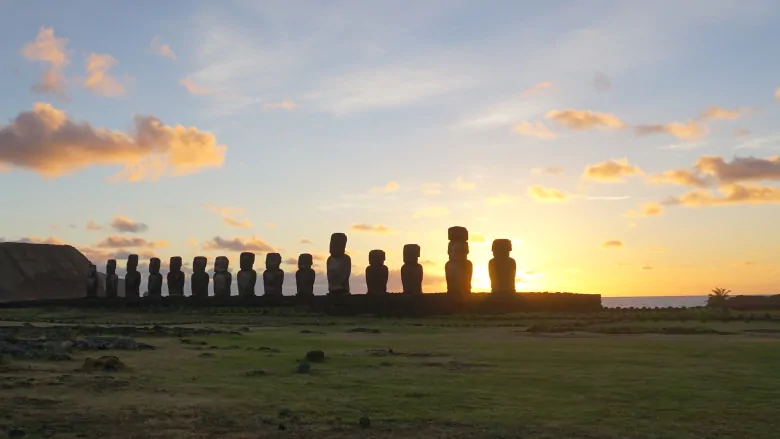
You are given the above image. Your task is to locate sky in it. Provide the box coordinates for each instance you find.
[1,0,780,297]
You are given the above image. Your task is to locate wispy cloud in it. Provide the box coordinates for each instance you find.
[421,182,443,195]
[658,141,706,151]
[625,202,663,218]
[699,105,749,120]
[663,183,780,207]
[528,185,568,203]
[19,27,69,98]
[546,109,626,131]
[349,223,393,234]
[530,166,564,176]
[263,99,296,110]
[202,203,252,228]
[369,181,400,194]
[202,236,274,252]
[512,121,557,139]
[83,53,127,97]
[86,219,103,231]
[602,240,623,249]
[180,78,215,95]
[582,158,644,183]
[96,236,168,249]
[646,169,708,187]
[110,216,148,233]
[520,81,553,97]
[452,176,476,191]
[150,37,176,60]
[735,133,780,150]
[695,155,780,183]
[412,206,450,219]
[634,120,706,140]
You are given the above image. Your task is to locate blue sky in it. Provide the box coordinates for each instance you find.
[1,0,780,296]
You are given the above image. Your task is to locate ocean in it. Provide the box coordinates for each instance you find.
[601,295,710,308]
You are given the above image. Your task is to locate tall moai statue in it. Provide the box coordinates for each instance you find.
[125,254,141,299]
[85,264,99,298]
[263,253,284,296]
[167,256,185,297]
[295,253,315,296]
[237,252,257,297]
[401,244,423,295]
[105,259,119,298]
[365,250,388,294]
[213,256,232,297]
[326,232,351,296]
[148,257,163,298]
[489,239,516,294]
[445,226,472,296]
[191,256,209,298]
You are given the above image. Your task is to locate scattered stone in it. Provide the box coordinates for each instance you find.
[179,339,208,346]
[80,356,126,372]
[278,424,287,431]
[7,428,25,438]
[198,353,215,358]
[278,408,293,418]
[245,370,267,377]
[347,328,381,334]
[296,362,311,374]
[305,350,325,362]
[359,416,371,429]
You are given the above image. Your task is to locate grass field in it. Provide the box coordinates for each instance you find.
[2,307,780,438]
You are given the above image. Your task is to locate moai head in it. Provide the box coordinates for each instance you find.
[329,233,348,257]
[368,249,386,266]
[448,226,469,242]
[149,258,161,274]
[106,259,117,275]
[240,252,256,271]
[88,264,97,276]
[403,244,420,264]
[298,253,313,269]
[215,256,229,273]
[492,239,512,258]
[266,252,282,270]
[447,240,470,261]
[127,254,139,272]
[193,256,207,273]
[170,256,183,272]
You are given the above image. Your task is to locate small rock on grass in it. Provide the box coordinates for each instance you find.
[305,350,325,362]
[7,428,25,438]
[359,416,371,429]
[296,362,311,374]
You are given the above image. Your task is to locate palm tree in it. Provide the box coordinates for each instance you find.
[707,287,731,308]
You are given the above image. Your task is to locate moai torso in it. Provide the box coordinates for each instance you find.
[401,244,423,294]
[191,256,209,298]
[167,256,185,297]
[85,264,99,298]
[237,252,257,296]
[148,258,163,297]
[125,254,141,298]
[327,233,351,295]
[263,253,284,296]
[365,250,388,294]
[489,239,516,294]
[295,253,315,296]
[105,259,119,298]
[446,228,472,296]
[213,256,232,297]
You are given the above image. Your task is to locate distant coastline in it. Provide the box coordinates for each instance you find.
[602,295,772,308]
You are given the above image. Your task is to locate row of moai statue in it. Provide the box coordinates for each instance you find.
[85,227,517,298]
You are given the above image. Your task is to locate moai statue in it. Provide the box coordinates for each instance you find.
[125,254,141,299]
[401,244,423,295]
[326,233,351,296]
[263,252,284,296]
[489,239,516,294]
[191,256,209,298]
[445,226,472,296]
[295,253,315,296]
[365,250,388,294]
[148,257,163,298]
[105,259,119,298]
[85,264,99,298]
[167,256,185,297]
[213,256,232,297]
[237,252,257,297]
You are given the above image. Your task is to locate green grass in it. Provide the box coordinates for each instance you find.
[1,307,780,438]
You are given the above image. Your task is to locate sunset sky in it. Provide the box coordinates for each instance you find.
[1,0,779,296]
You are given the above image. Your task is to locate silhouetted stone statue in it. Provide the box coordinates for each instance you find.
[213,256,232,297]
[326,233,351,296]
[401,244,423,295]
[105,259,119,298]
[167,256,185,297]
[86,264,99,298]
[237,252,257,297]
[263,252,284,296]
[295,253,315,296]
[191,256,209,298]
[148,257,163,298]
[365,249,388,294]
[125,254,141,299]
[489,239,516,294]
[445,226,472,296]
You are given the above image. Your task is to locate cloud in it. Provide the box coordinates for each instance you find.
[512,121,557,139]
[546,109,626,130]
[634,120,706,140]
[735,133,780,151]
[0,103,226,180]
[263,100,296,110]
[150,37,176,60]
[642,266,653,270]
[471,233,486,243]
[370,181,400,194]
[86,220,103,231]
[110,216,148,233]
[202,236,274,252]
[775,88,779,100]
[531,166,564,176]
[582,158,643,182]
[349,223,393,234]
[95,236,168,249]
[412,206,450,218]
[202,203,252,228]
[528,185,568,203]
[180,78,215,95]
[734,128,751,139]
[19,27,70,98]
[300,238,312,245]
[626,202,663,218]
[663,183,780,207]
[694,156,780,183]
[520,81,553,97]
[486,194,515,206]
[14,236,67,245]
[223,217,252,228]
[700,106,748,120]
[79,246,157,267]
[421,183,443,195]
[452,176,475,191]
[592,72,611,92]
[602,240,623,249]
[646,169,708,187]
[658,141,706,151]
[32,69,68,98]
[84,53,127,97]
